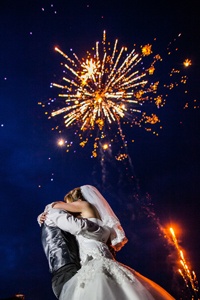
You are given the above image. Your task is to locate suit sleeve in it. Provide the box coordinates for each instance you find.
[45,208,100,235]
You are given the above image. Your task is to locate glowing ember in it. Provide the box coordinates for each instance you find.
[57,138,65,146]
[183,59,192,67]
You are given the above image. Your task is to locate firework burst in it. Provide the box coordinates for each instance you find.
[39,31,187,158]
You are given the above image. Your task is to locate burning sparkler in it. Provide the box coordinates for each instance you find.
[169,227,199,298]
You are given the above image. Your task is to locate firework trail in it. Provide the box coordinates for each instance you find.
[131,198,199,299]
[169,227,199,298]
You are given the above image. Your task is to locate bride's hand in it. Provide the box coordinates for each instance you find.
[37,212,47,226]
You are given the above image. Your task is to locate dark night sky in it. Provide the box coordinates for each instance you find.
[0,1,200,299]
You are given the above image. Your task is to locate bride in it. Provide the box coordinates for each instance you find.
[47,185,175,300]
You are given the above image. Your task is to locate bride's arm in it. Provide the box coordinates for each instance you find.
[52,200,85,213]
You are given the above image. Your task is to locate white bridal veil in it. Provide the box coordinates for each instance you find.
[81,185,128,251]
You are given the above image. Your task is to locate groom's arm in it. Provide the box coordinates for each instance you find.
[39,207,101,236]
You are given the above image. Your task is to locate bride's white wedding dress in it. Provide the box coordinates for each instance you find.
[59,218,175,300]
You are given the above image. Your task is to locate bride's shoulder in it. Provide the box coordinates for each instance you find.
[75,199,91,210]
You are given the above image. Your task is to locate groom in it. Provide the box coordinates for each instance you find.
[38,205,101,298]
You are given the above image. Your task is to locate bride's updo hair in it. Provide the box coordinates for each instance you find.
[64,187,85,203]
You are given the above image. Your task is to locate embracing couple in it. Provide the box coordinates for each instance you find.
[38,185,175,300]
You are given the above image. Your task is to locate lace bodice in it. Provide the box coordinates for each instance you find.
[76,218,114,264]
[59,218,175,300]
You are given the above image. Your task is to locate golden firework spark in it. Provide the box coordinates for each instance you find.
[141,44,152,56]
[115,153,129,161]
[40,32,186,157]
[57,138,65,146]
[102,143,109,150]
[183,58,192,67]
[169,227,199,296]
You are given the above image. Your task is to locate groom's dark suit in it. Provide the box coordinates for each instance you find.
[41,223,80,298]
